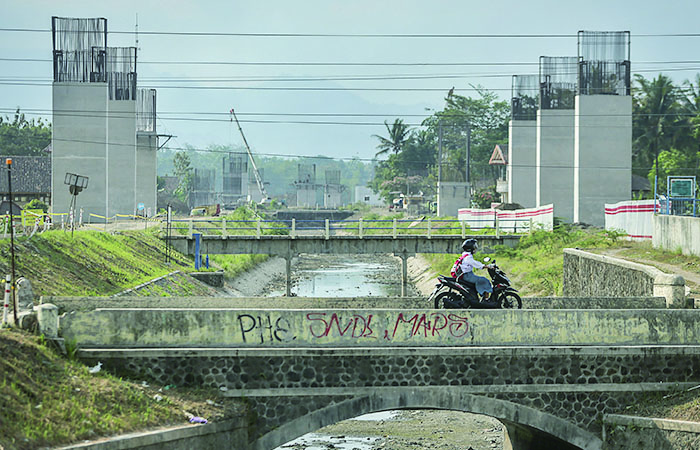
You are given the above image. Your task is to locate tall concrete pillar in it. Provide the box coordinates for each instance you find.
[106,99,136,217]
[574,95,632,226]
[508,119,537,208]
[136,133,158,216]
[536,109,575,221]
[52,83,109,218]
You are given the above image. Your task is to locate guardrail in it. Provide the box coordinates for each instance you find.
[167,217,535,239]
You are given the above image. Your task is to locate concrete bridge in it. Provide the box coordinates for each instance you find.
[167,233,520,296]
[48,297,700,450]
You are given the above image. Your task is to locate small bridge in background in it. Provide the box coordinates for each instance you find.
[166,217,525,296]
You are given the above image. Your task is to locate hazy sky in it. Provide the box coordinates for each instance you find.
[2,0,699,161]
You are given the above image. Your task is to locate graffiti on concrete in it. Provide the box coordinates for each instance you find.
[305,311,470,342]
[391,312,470,339]
[238,314,296,344]
[306,313,377,339]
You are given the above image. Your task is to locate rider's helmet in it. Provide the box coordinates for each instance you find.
[461,238,478,253]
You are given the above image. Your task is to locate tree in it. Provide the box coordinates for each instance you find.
[423,88,510,185]
[373,119,411,157]
[0,108,51,156]
[173,151,193,203]
[633,74,682,184]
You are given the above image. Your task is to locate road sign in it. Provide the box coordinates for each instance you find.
[669,177,695,198]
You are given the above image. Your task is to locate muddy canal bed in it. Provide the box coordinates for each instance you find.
[276,409,504,450]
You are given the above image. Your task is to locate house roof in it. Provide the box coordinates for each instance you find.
[0,156,51,194]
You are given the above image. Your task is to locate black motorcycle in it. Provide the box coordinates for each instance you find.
[429,258,522,309]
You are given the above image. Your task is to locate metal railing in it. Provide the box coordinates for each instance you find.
[167,217,535,239]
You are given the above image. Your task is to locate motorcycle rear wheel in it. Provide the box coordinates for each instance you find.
[499,292,522,309]
[434,291,464,309]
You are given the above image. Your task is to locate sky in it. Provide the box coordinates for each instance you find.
[2,0,700,162]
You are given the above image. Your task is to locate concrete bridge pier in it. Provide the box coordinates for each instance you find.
[284,253,293,297]
[395,250,411,297]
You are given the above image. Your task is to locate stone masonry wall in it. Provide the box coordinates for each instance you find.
[79,347,700,439]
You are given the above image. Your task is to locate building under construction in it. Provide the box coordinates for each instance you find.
[222,152,248,206]
[295,164,317,207]
[51,16,158,219]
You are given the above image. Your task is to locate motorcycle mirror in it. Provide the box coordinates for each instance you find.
[483,257,491,262]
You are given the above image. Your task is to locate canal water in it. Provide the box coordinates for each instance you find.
[267,254,413,297]
[270,255,503,450]
[272,255,404,449]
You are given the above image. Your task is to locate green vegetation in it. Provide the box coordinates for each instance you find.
[0,330,236,450]
[0,228,201,296]
[633,74,700,193]
[369,88,509,204]
[424,226,629,297]
[0,109,51,156]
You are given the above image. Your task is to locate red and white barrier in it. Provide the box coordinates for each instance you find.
[457,204,554,232]
[604,199,658,240]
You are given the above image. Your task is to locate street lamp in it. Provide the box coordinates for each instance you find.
[64,173,89,236]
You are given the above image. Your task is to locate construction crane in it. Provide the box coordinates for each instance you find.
[229,108,270,203]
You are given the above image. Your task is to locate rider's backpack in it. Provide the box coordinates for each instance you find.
[451,254,467,278]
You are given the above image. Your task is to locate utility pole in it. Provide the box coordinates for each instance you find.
[466,121,471,185]
[6,158,17,324]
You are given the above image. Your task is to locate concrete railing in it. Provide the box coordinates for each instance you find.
[43,295,668,312]
[563,248,688,308]
[58,308,700,348]
[653,213,700,258]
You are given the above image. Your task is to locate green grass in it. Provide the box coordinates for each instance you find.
[424,226,632,297]
[0,329,239,450]
[0,228,192,296]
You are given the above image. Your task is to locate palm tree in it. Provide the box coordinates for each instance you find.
[633,74,680,181]
[373,118,411,157]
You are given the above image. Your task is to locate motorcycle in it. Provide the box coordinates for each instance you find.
[429,257,522,309]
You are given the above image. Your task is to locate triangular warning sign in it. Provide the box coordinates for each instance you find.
[489,144,507,165]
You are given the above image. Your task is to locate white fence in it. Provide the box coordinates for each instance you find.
[457,204,554,232]
[604,199,658,241]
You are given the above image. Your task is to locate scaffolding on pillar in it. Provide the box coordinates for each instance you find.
[577,31,631,96]
[106,47,137,100]
[539,56,578,110]
[52,16,108,83]
[511,75,539,121]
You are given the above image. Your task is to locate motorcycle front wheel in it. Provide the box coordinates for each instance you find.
[499,292,522,309]
[434,291,463,309]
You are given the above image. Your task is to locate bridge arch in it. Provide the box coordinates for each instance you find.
[251,387,603,450]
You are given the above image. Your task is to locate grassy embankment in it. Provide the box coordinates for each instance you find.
[0,219,270,450]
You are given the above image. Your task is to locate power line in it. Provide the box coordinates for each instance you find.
[3,56,700,67]
[3,66,700,83]
[3,108,699,123]
[2,28,700,38]
[3,81,699,94]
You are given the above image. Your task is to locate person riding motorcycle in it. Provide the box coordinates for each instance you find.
[451,238,494,302]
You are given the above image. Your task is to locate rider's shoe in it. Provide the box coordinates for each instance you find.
[480,292,490,302]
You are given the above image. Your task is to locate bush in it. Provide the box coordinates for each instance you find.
[25,199,48,213]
